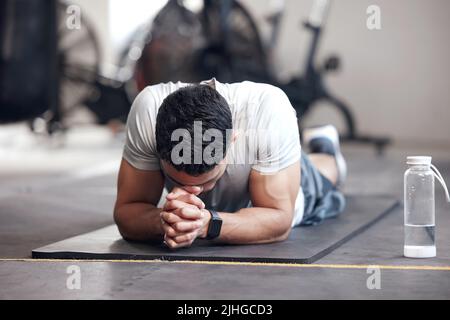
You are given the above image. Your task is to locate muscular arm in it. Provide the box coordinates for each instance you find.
[113,159,165,242]
[214,161,301,244]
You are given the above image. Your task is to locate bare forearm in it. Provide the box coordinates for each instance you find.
[114,203,164,242]
[216,207,292,245]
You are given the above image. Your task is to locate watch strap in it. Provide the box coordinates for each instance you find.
[206,209,222,240]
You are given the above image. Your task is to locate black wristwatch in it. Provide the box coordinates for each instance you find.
[206,210,222,240]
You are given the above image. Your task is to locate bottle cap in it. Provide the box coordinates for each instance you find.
[407,156,432,166]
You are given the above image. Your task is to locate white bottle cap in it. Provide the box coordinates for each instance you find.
[407,156,432,166]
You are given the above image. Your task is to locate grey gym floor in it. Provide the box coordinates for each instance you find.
[0,124,449,299]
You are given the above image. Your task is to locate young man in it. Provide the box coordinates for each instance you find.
[114,78,346,249]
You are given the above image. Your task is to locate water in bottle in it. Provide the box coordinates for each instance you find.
[404,156,450,258]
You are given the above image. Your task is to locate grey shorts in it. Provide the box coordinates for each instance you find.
[298,151,346,226]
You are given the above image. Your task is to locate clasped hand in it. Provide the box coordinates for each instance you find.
[160,186,210,249]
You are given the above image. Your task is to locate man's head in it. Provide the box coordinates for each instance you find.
[156,84,233,191]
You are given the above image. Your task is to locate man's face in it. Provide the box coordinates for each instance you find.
[161,160,227,193]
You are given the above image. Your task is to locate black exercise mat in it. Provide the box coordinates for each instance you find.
[32,195,400,264]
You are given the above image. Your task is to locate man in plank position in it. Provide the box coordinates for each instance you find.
[114,78,346,249]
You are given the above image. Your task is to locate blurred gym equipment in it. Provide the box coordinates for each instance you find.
[119,0,390,153]
[117,0,269,93]
[0,0,131,134]
[0,0,60,129]
[0,0,390,153]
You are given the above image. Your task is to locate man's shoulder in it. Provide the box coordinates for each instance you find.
[131,81,189,116]
[228,81,289,107]
[226,80,283,96]
[140,81,189,104]
[236,82,294,115]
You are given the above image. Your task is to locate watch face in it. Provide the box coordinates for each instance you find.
[208,213,222,239]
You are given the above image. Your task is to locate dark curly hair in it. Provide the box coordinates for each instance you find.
[156,85,232,176]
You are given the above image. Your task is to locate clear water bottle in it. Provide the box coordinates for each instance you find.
[404,156,450,258]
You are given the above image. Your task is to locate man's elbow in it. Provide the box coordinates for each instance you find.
[274,228,291,242]
[114,210,130,240]
[116,225,132,241]
[113,207,139,241]
[272,213,293,242]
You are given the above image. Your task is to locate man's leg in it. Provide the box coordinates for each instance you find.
[303,124,347,187]
[308,154,338,186]
[297,125,347,226]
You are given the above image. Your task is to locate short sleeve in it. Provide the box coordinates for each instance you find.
[251,87,301,174]
[122,88,161,171]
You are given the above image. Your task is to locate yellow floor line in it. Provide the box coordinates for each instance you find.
[1,258,450,271]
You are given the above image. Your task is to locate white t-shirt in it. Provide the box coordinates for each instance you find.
[123,78,305,226]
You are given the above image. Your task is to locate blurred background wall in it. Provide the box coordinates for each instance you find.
[72,0,450,148]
